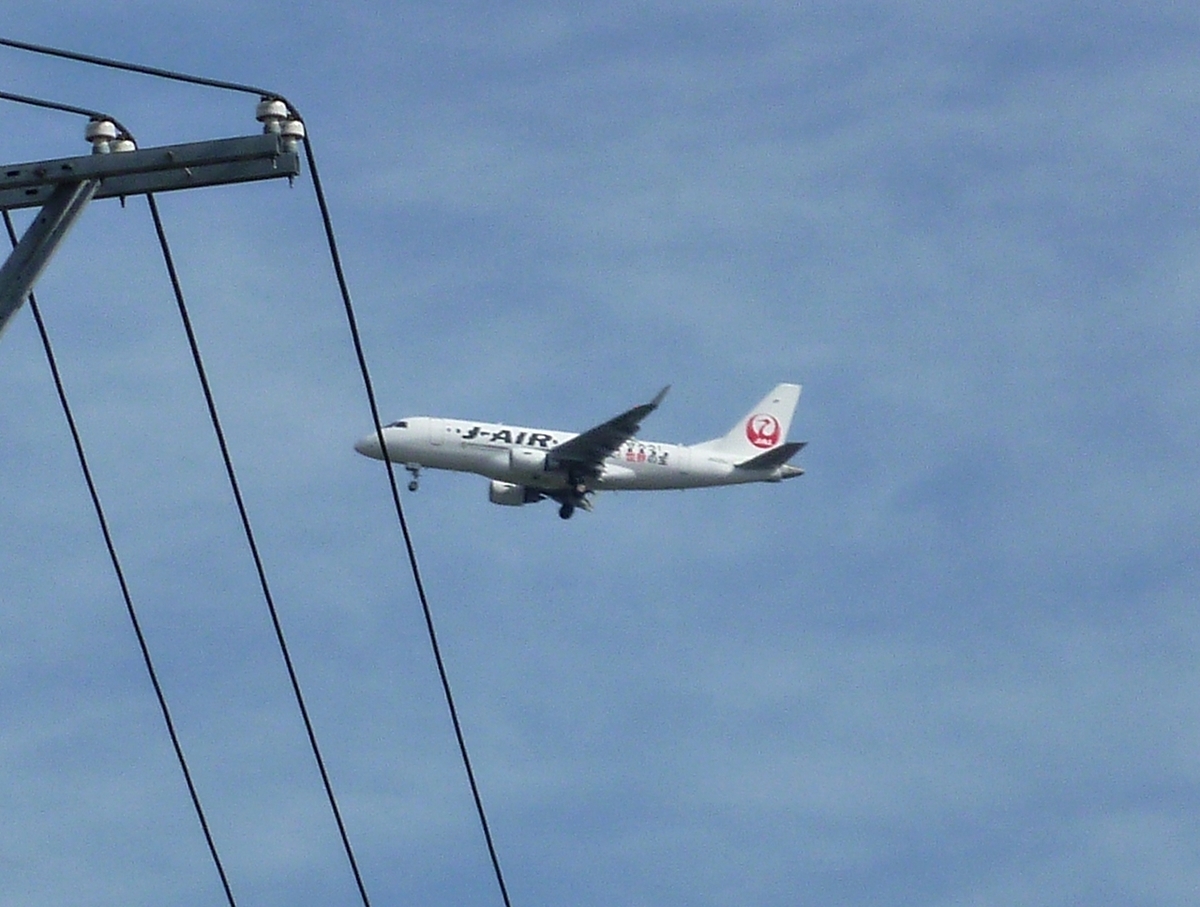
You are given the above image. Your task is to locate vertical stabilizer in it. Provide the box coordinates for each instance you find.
[692,383,802,460]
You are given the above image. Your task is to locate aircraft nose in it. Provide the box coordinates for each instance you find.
[354,432,383,460]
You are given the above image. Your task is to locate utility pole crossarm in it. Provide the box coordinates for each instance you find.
[1,129,302,341]
[0,133,301,212]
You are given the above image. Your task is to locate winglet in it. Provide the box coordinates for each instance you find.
[650,385,670,408]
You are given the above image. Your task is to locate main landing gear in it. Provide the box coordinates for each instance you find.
[404,463,421,492]
[557,479,590,519]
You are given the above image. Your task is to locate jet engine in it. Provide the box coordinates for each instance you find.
[508,447,547,479]
[488,480,542,506]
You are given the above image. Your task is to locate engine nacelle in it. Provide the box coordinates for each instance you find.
[508,446,547,479]
[488,480,541,506]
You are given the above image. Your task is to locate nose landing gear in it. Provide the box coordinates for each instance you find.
[404,463,421,492]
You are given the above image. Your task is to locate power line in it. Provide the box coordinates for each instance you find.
[304,136,517,907]
[145,192,375,907]
[3,38,517,907]
[1,84,369,903]
[0,37,274,99]
[0,89,134,139]
[3,207,240,907]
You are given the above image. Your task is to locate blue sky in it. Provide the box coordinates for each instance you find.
[2,3,1199,905]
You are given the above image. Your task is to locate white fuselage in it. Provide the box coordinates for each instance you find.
[356,416,794,492]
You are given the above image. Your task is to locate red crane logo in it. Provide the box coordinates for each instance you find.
[745,414,781,449]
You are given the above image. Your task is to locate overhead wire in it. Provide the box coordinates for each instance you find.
[3,205,240,907]
[2,37,515,907]
[2,70,369,907]
[0,37,275,98]
[0,89,133,138]
[145,192,374,907]
[302,138,517,907]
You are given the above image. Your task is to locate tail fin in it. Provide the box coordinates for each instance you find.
[692,383,802,460]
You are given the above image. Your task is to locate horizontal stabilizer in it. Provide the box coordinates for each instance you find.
[735,441,806,471]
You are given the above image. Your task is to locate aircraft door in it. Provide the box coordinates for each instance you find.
[429,418,444,445]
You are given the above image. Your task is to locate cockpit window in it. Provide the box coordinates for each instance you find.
[386,420,408,429]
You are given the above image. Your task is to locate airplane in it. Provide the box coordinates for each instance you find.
[354,383,805,519]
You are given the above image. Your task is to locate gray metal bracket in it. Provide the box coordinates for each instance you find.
[0,179,98,335]
[0,133,301,339]
[0,133,301,212]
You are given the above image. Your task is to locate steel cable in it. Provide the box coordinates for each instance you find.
[4,207,240,907]
[145,192,374,907]
[303,136,516,907]
[2,37,515,907]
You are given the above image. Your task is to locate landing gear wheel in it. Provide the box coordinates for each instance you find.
[404,463,421,492]
[408,480,419,492]
[558,502,575,520]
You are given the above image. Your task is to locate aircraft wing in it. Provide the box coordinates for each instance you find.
[548,386,670,477]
